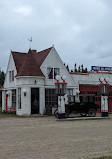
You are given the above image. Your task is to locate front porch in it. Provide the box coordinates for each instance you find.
[3,89,16,113]
[4,106,16,113]
[2,87,46,115]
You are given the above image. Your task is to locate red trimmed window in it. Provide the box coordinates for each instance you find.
[12,89,16,107]
[45,89,58,108]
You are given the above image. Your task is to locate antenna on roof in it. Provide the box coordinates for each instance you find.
[28,37,32,49]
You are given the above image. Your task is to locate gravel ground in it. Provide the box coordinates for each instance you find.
[0,116,112,159]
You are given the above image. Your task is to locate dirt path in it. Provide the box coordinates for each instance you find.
[0,117,112,159]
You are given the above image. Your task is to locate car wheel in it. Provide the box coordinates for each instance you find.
[88,109,96,117]
[80,112,87,117]
[54,109,58,118]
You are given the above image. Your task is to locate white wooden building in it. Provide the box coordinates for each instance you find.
[2,46,78,115]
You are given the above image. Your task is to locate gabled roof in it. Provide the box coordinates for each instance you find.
[12,47,53,77]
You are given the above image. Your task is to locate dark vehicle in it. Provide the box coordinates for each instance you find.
[54,94,100,118]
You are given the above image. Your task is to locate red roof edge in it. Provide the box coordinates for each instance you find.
[70,71,112,75]
[70,72,89,75]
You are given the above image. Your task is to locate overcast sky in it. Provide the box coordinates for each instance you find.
[1,0,112,72]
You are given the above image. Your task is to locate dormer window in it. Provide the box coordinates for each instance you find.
[9,70,14,82]
[47,68,60,79]
[9,71,11,82]
[47,68,53,79]
[12,70,14,81]
[54,68,59,78]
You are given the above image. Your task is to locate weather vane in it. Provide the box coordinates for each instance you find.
[28,37,32,49]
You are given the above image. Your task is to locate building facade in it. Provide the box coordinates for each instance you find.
[2,46,77,115]
[70,72,112,113]
[2,46,112,115]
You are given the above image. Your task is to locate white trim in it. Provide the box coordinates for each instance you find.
[44,85,55,89]
[2,84,76,90]
[3,53,11,87]
[15,76,45,79]
[53,47,77,86]
[44,85,77,89]
[40,47,76,87]
[16,84,44,87]
[40,47,53,67]
[2,87,17,90]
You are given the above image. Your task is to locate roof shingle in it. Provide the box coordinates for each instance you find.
[12,47,52,77]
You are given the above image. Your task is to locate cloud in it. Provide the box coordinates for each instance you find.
[0,0,112,71]
[14,6,32,16]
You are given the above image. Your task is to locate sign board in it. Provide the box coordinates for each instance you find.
[91,66,112,72]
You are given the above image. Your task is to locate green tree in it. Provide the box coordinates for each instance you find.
[74,63,77,72]
[0,71,5,86]
[84,67,88,73]
[0,70,5,106]
[81,64,84,73]
[66,65,69,72]
[78,65,80,72]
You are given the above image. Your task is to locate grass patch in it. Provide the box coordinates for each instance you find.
[0,106,17,118]
[97,157,112,159]
[88,156,112,159]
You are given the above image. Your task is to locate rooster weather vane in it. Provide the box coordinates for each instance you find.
[28,37,32,49]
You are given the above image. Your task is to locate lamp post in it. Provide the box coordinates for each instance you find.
[55,75,67,119]
[23,89,27,96]
[99,77,109,117]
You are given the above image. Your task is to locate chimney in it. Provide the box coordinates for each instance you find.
[32,50,37,54]
[28,49,37,54]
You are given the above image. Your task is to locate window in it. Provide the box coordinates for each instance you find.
[67,89,73,96]
[47,68,53,79]
[12,89,16,107]
[9,70,14,82]
[12,70,14,81]
[67,89,74,102]
[82,96,88,103]
[54,68,60,78]
[45,89,58,108]
[9,71,11,82]
[89,96,95,102]
[47,68,60,79]
[18,88,21,109]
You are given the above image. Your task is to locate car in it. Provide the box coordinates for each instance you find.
[54,94,100,118]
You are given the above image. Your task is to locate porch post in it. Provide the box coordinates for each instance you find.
[2,90,6,112]
[39,87,45,115]
[17,87,31,115]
